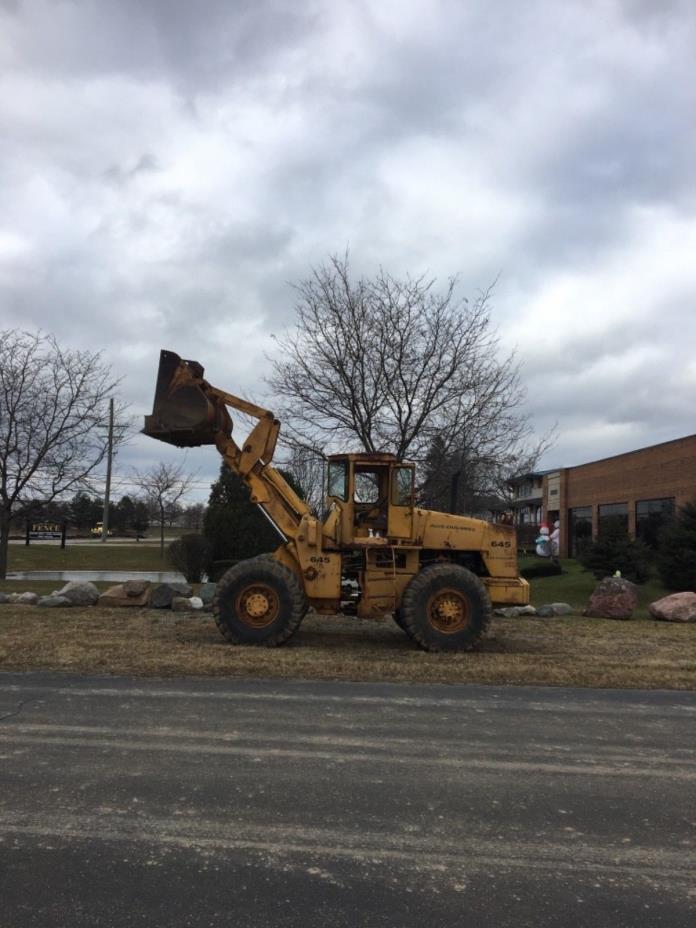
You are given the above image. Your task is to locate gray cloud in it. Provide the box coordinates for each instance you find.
[1,0,695,496]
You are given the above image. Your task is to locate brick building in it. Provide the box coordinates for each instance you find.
[509,434,696,558]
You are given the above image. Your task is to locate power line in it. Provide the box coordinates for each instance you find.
[85,478,215,493]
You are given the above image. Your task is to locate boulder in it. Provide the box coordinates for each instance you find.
[649,592,696,623]
[38,595,72,608]
[53,581,100,606]
[123,579,151,598]
[495,605,538,617]
[198,582,217,606]
[537,602,573,617]
[16,592,39,605]
[0,592,11,604]
[98,582,151,608]
[585,576,638,620]
[150,582,194,609]
[516,604,538,616]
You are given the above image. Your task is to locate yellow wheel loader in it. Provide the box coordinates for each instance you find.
[143,350,529,652]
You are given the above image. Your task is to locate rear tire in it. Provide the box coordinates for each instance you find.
[213,558,307,646]
[400,563,492,652]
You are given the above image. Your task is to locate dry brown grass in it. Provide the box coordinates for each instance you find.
[0,606,694,689]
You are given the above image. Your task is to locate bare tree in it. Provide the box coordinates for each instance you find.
[268,254,553,498]
[283,447,326,516]
[419,433,555,515]
[181,502,206,530]
[133,462,195,557]
[0,330,127,579]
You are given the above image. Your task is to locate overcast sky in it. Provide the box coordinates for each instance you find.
[2,0,695,501]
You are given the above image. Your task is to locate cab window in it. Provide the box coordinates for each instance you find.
[354,470,380,503]
[327,460,348,501]
[392,467,414,506]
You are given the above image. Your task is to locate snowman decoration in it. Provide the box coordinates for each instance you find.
[550,520,560,558]
[535,523,551,558]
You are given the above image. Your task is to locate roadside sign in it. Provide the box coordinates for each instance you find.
[26,521,67,548]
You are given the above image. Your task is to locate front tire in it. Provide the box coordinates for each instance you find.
[213,558,307,646]
[400,563,492,652]
[393,609,414,639]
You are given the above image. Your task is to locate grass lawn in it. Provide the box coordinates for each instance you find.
[0,606,693,690]
[0,550,691,690]
[4,543,170,573]
[160,526,188,539]
[522,557,673,619]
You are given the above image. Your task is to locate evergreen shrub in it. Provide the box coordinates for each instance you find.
[577,518,652,584]
[657,500,696,592]
[203,465,304,574]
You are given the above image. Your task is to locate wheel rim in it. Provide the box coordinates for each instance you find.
[235,584,280,628]
[426,588,470,634]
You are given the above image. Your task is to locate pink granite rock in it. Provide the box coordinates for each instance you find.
[648,592,696,623]
[98,582,151,608]
[585,576,638,619]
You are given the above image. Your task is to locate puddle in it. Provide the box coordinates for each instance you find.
[6,570,187,583]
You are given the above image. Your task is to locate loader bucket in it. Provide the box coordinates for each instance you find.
[142,349,232,447]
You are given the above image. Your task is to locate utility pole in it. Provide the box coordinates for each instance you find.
[100,398,114,544]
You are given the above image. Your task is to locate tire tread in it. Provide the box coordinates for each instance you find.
[400,563,492,652]
[213,557,307,647]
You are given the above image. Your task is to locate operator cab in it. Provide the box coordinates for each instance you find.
[326,452,416,543]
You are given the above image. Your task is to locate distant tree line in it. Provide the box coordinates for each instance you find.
[21,491,206,538]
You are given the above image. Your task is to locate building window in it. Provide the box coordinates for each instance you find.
[569,506,592,557]
[598,502,628,539]
[636,498,675,548]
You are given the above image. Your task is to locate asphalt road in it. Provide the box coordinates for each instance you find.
[0,673,694,928]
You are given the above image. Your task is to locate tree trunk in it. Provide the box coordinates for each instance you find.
[0,508,11,581]
[159,504,165,558]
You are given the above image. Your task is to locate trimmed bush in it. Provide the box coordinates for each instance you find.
[520,561,564,580]
[167,533,212,584]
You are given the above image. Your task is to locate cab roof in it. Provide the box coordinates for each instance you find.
[327,451,404,464]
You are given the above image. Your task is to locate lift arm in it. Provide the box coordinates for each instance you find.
[142,350,310,541]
